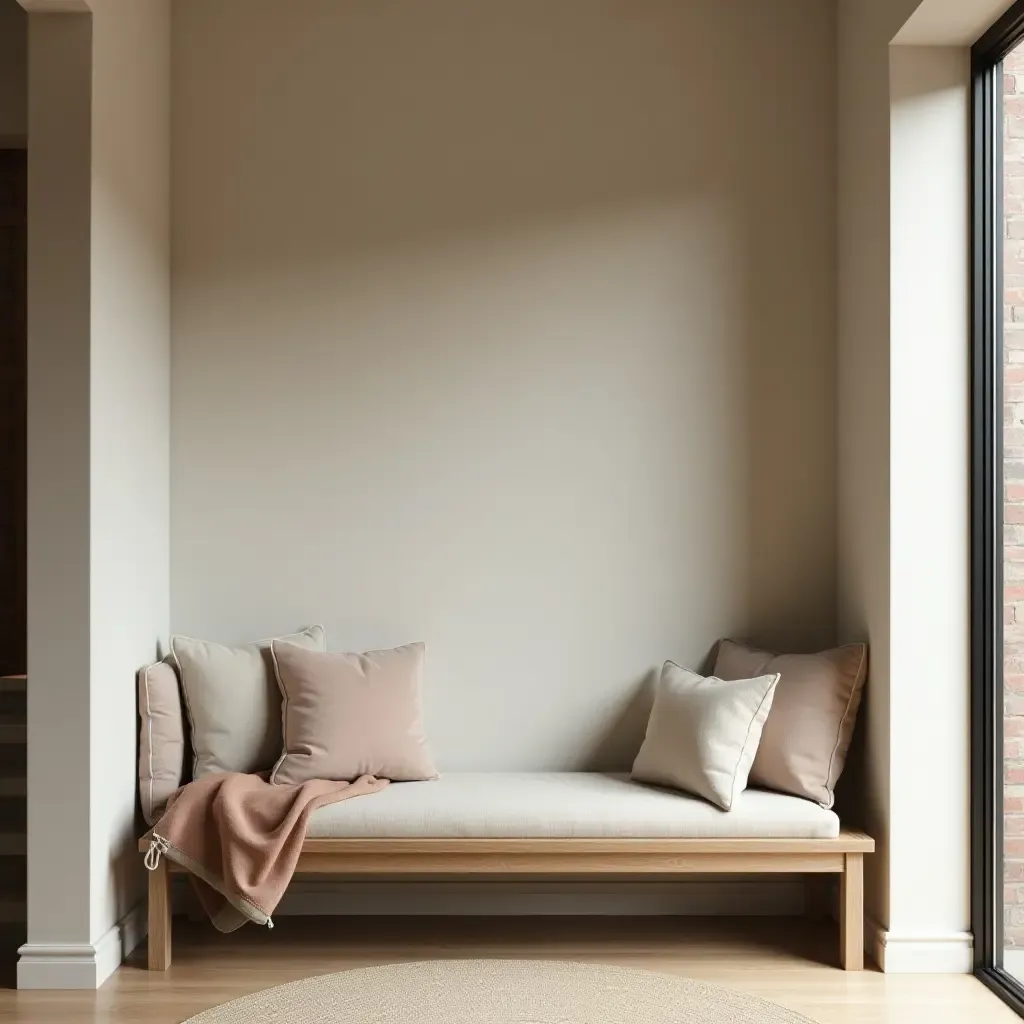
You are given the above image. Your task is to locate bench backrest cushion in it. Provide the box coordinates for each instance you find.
[138,658,188,825]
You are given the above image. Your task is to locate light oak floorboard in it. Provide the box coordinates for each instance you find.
[0,917,1016,1023]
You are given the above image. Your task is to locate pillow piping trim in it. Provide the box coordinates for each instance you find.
[141,664,155,823]
[727,672,780,812]
[168,638,199,780]
[820,643,869,810]
[267,639,290,785]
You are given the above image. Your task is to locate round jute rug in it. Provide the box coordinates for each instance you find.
[181,959,816,1023]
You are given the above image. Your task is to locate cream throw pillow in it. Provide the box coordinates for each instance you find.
[631,662,780,811]
[171,625,326,778]
[270,640,438,785]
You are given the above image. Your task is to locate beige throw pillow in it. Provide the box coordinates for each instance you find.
[270,640,438,785]
[631,662,779,811]
[138,658,187,825]
[713,639,868,808]
[171,625,326,778]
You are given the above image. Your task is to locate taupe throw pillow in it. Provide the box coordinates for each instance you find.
[138,658,187,825]
[171,625,326,778]
[631,662,779,811]
[713,639,868,808]
[270,640,438,785]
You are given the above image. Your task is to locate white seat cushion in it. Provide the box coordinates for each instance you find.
[307,772,840,840]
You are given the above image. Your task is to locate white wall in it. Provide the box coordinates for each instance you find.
[171,0,839,771]
[0,0,27,145]
[888,44,970,970]
[88,0,170,967]
[838,0,973,973]
[20,0,171,990]
[895,0,1015,44]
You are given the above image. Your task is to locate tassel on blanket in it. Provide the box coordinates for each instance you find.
[144,834,171,871]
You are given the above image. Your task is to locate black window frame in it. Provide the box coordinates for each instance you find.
[974,1,1024,1014]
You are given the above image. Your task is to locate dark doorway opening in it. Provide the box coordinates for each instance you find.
[0,150,25,681]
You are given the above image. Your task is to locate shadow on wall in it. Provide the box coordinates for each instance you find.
[171,0,838,770]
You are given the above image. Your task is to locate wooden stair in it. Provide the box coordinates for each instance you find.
[0,677,25,927]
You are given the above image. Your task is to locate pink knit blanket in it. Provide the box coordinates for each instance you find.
[143,771,387,932]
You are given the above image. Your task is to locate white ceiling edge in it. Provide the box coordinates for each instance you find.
[16,0,90,11]
[894,0,1016,46]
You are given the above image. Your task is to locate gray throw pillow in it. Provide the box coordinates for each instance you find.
[171,625,325,778]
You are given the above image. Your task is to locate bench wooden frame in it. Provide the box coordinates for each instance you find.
[141,830,874,972]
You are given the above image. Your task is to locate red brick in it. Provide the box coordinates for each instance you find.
[998,71,1024,937]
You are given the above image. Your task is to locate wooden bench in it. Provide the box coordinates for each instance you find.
[142,830,874,972]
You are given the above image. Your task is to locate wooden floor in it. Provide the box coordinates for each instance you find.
[0,916,1017,1023]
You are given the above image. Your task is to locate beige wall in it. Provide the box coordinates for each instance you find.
[836,0,919,949]
[0,0,27,145]
[20,0,171,990]
[24,9,93,965]
[171,0,839,770]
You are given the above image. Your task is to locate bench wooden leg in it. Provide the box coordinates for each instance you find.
[840,852,864,971]
[148,857,172,970]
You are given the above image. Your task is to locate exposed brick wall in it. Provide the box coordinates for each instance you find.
[1005,48,1024,948]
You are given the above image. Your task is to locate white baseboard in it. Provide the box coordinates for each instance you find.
[17,902,146,990]
[275,878,806,918]
[866,916,973,973]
